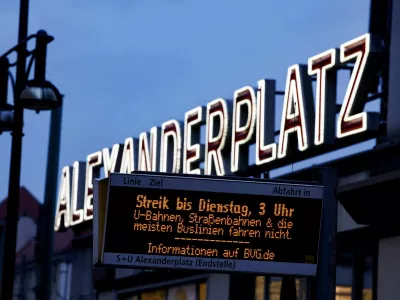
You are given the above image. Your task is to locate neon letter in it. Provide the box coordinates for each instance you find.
[83,151,102,221]
[102,144,122,177]
[256,79,277,165]
[54,166,72,231]
[138,127,160,172]
[160,120,183,173]
[278,64,314,159]
[308,49,338,145]
[231,86,256,173]
[70,161,86,226]
[183,107,205,174]
[337,33,378,138]
[205,98,230,176]
[120,137,137,174]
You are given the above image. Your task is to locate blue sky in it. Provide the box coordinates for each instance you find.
[0,0,373,202]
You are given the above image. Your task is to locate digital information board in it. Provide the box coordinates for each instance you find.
[100,173,323,276]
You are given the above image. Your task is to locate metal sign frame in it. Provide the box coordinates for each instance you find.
[95,172,324,277]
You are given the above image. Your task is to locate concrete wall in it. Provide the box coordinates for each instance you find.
[387,0,400,140]
[70,248,95,299]
[99,291,117,300]
[337,202,366,232]
[115,268,143,279]
[376,1,400,297]
[16,217,36,252]
[378,236,400,300]
[337,171,369,231]
[207,274,230,300]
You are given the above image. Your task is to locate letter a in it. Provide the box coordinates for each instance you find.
[278,64,314,159]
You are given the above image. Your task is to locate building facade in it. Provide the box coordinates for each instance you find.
[0,188,95,300]
[5,186,377,299]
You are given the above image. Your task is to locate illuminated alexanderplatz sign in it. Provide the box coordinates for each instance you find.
[54,33,381,232]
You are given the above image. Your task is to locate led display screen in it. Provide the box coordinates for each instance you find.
[101,173,323,276]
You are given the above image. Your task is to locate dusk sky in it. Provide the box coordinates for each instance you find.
[0,0,374,202]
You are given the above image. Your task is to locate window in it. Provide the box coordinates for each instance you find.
[13,274,20,300]
[336,286,351,300]
[265,277,305,300]
[269,279,282,300]
[26,269,37,300]
[141,289,166,300]
[255,276,265,300]
[199,283,207,300]
[123,282,206,300]
[252,262,372,300]
[55,262,72,300]
[168,284,196,300]
[363,289,372,300]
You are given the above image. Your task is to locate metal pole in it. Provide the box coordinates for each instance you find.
[279,277,297,300]
[35,104,63,300]
[0,58,9,107]
[0,220,5,291]
[19,256,27,300]
[351,252,364,300]
[315,168,338,300]
[0,0,29,298]
[264,277,270,300]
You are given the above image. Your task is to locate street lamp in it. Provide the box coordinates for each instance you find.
[0,58,14,134]
[0,32,62,122]
[20,80,62,113]
[0,25,62,300]
[0,110,13,133]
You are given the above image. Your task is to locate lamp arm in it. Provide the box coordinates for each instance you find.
[0,33,53,60]
[26,53,36,82]
[7,71,16,102]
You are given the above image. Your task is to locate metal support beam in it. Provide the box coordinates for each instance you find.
[229,274,256,300]
[35,104,63,300]
[372,240,379,300]
[264,277,270,300]
[351,252,364,300]
[0,220,5,292]
[0,0,29,298]
[279,277,297,300]
[315,168,338,300]
[0,58,9,107]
